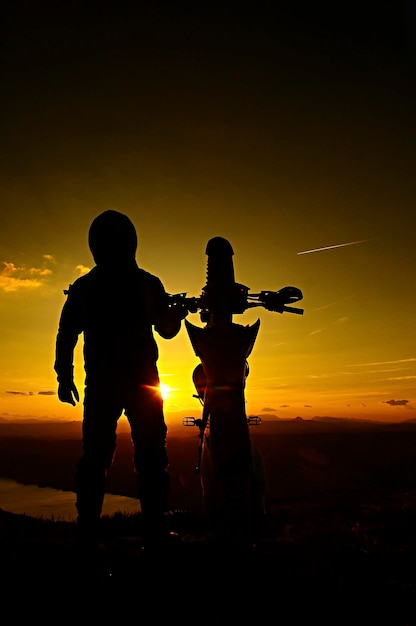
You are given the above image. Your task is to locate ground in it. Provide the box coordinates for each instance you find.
[1,487,416,623]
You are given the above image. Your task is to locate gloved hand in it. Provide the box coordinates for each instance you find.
[171,301,190,320]
[155,300,190,339]
[58,379,80,406]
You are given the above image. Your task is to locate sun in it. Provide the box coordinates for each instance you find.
[160,382,172,401]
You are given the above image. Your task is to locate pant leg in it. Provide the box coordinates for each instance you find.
[75,384,122,543]
[124,381,169,545]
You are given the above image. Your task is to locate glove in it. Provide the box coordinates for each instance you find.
[173,301,190,320]
[58,380,80,406]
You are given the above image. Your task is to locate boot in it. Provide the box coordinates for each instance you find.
[137,470,172,552]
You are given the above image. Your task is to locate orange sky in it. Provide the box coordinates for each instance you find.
[1,5,415,426]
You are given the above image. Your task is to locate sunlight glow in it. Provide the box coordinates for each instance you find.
[160,383,172,401]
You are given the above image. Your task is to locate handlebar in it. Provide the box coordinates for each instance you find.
[168,285,304,318]
[246,287,304,314]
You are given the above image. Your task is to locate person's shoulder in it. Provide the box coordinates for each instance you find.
[66,267,97,292]
[136,267,164,289]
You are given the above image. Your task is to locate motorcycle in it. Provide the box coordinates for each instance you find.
[169,237,303,548]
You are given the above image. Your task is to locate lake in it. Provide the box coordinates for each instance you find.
[0,478,141,521]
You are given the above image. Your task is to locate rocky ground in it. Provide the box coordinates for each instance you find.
[1,487,416,623]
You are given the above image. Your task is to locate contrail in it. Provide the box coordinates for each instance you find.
[297,240,368,255]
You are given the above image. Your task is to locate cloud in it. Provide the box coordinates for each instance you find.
[335,317,349,325]
[350,358,416,367]
[309,374,329,379]
[75,264,91,276]
[382,399,409,407]
[335,358,416,383]
[6,390,56,397]
[309,317,348,334]
[312,297,354,312]
[261,407,277,412]
[0,256,55,292]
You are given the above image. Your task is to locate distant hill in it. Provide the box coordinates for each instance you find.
[1,415,416,439]
[0,420,83,438]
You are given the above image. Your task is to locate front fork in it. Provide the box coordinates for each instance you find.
[182,323,267,545]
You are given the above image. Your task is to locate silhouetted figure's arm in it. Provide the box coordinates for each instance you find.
[142,271,188,339]
[54,283,81,406]
[154,299,188,339]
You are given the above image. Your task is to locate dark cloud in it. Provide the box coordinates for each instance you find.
[261,407,277,413]
[6,390,56,396]
[383,399,409,407]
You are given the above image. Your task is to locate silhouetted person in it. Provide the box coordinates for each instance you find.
[54,209,187,552]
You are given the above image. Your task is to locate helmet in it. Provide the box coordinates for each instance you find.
[88,210,138,265]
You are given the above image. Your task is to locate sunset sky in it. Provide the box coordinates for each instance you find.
[1,4,415,426]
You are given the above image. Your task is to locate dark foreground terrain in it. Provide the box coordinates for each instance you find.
[1,488,416,623]
[1,419,416,623]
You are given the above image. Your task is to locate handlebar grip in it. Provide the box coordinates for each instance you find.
[283,305,304,315]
